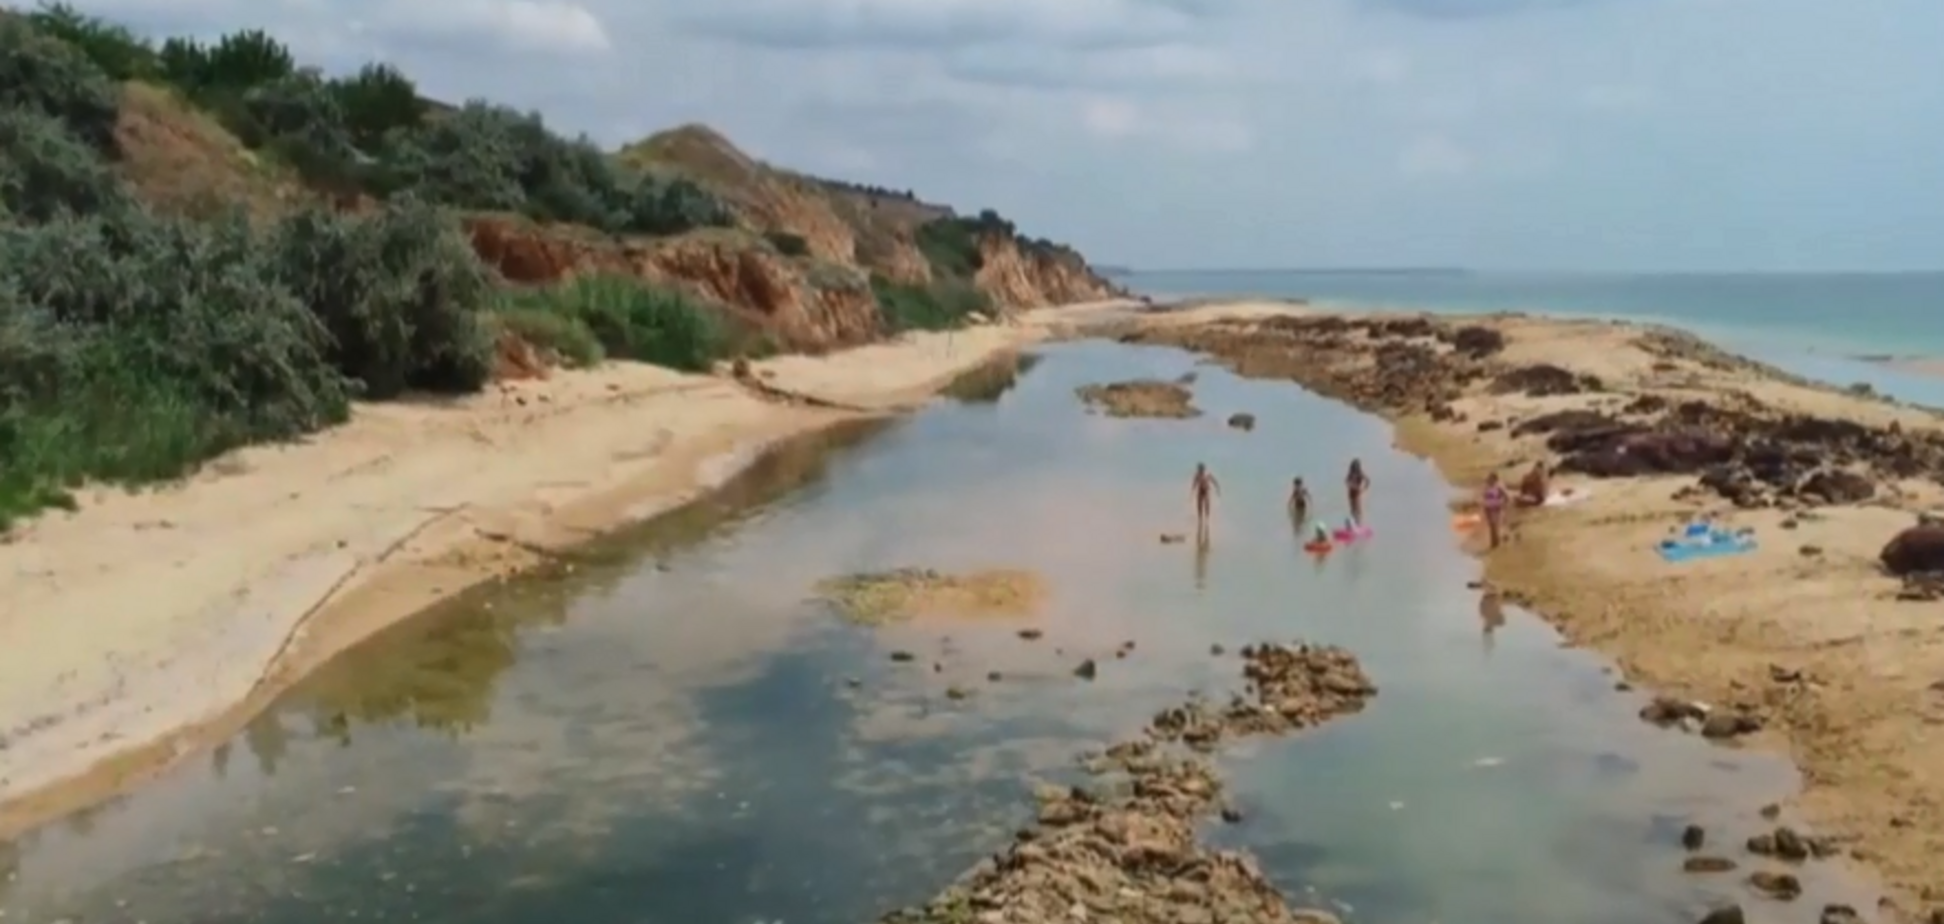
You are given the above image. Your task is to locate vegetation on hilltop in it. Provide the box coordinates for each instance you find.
[0,5,728,527]
[0,3,1105,528]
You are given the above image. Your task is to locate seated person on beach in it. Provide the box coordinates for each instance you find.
[1517,461,1549,506]
[1286,476,1311,522]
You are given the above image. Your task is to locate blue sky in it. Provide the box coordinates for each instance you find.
[83,0,1944,272]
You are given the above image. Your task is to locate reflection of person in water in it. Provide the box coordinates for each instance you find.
[1193,533,1211,590]
[1480,589,1507,655]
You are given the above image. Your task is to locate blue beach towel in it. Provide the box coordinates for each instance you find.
[1657,529,1757,563]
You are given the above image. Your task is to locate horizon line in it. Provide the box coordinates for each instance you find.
[1109,266,1944,277]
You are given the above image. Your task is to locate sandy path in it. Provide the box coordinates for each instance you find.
[0,301,1135,836]
[1128,304,1944,920]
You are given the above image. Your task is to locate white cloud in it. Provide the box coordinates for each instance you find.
[1080,98,1143,137]
[368,0,611,54]
[1576,83,1653,112]
[1353,49,1412,85]
[669,0,1211,50]
[1397,132,1473,177]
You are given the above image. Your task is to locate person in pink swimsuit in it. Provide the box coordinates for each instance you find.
[1481,471,1509,549]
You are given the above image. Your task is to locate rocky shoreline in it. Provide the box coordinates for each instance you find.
[878,643,1374,924]
[1125,308,1944,921]
[1130,313,1944,565]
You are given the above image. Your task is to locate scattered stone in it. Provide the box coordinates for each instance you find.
[1491,363,1601,397]
[1639,696,1707,727]
[1747,870,1802,900]
[1683,856,1737,873]
[889,650,916,663]
[1897,571,1944,602]
[1210,644,1225,656]
[1074,659,1098,680]
[1227,412,1257,431]
[1681,823,1706,850]
[1019,628,1044,640]
[1696,903,1745,924]
[876,642,1374,924]
[1882,526,1944,576]
[1160,533,1187,544]
[988,671,1003,682]
[1820,903,1863,924]
[946,686,972,700]
[1700,710,1762,739]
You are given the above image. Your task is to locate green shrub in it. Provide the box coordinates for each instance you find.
[870,275,991,332]
[0,13,122,152]
[764,230,809,256]
[493,275,724,371]
[160,29,295,97]
[0,106,134,221]
[265,199,496,399]
[22,2,157,82]
[487,304,603,368]
[373,103,731,237]
[913,217,984,280]
[0,205,360,525]
[329,62,423,149]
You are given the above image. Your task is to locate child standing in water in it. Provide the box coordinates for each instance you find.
[1286,476,1311,524]
[1481,471,1509,549]
[1345,459,1371,525]
[1191,462,1221,536]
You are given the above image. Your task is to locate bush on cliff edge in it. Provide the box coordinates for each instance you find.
[871,275,992,332]
[491,275,726,373]
[0,14,503,526]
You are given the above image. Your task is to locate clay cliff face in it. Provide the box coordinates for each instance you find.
[974,234,1118,309]
[466,216,880,353]
[467,126,1116,353]
[622,127,1117,312]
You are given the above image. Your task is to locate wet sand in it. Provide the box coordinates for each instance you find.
[1132,302,1944,921]
[0,301,1141,838]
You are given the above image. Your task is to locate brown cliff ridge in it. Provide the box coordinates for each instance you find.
[461,124,1117,354]
[110,89,1118,359]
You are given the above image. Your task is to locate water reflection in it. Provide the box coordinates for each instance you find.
[937,352,1042,404]
[0,341,1881,924]
[1193,535,1211,590]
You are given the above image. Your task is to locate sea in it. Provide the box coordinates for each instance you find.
[1123,271,1944,406]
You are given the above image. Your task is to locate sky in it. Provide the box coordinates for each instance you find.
[78,0,1944,272]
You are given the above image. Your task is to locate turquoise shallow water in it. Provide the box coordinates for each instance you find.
[0,343,1876,923]
[1129,269,1944,406]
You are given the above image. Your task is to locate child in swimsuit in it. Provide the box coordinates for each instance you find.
[1286,476,1310,523]
[1481,471,1509,549]
[1346,459,1371,524]
[1191,462,1221,534]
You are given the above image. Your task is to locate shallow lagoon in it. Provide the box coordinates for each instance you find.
[0,341,1871,923]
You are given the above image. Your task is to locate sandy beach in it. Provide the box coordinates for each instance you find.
[0,300,1137,838]
[1133,303,1944,920]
